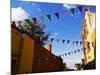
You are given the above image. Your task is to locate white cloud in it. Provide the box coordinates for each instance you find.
[63,4,76,9]
[11,7,29,21]
[53,32,58,36]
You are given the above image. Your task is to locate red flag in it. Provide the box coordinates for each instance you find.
[78,5,82,13]
[55,12,59,19]
[32,18,37,24]
[42,34,50,41]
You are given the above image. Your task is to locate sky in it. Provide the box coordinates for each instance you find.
[11,0,96,69]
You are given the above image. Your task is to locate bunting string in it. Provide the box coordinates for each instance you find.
[49,38,82,45]
[12,5,88,25]
[59,48,84,57]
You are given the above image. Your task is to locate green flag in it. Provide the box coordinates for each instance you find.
[51,38,54,42]
[71,8,75,15]
[47,14,51,21]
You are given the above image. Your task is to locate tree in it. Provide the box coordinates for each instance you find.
[17,19,50,45]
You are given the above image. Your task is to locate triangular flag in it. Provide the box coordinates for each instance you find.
[71,51,73,54]
[32,18,37,24]
[51,38,54,42]
[55,12,59,19]
[67,40,70,44]
[65,53,67,56]
[78,49,80,52]
[68,52,70,55]
[42,34,50,41]
[76,41,78,45]
[74,50,77,53]
[80,41,82,45]
[71,8,75,15]
[46,14,51,21]
[62,40,65,44]
[78,5,82,13]
[85,8,88,11]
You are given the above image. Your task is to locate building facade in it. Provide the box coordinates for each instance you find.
[81,9,96,69]
[11,25,64,74]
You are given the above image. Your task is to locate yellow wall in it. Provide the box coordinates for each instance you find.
[82,10,96,64]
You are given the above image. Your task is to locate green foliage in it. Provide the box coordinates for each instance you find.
[17,19,49,45]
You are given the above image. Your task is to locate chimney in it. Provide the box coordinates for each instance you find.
[48,44,52,52]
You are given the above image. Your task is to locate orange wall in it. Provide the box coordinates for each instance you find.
[11,27,22,55]
[18,34,35,73]
[32,41,63,73]
[11,26,64,74]
[11,26,23,73]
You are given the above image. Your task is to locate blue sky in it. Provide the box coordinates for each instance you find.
[11,0,96,69]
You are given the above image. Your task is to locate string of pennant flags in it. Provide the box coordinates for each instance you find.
[12,5,89,26]
[59,48,84,57]
[11,4,90,57]
[49,38,82,45]
[31,5,84,23]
